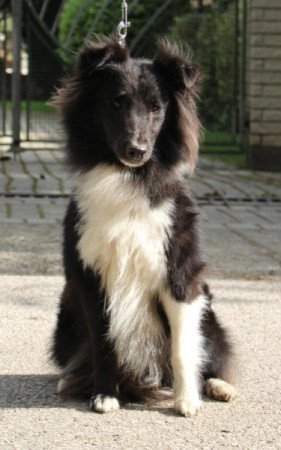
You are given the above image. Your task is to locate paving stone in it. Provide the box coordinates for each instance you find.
[234,228,281,262]
[263,206,281,222]
[204,227,281,277]
[3,151,281,200]
[200,206,235,227]
[1,150,281,228]
[222,206,273,227]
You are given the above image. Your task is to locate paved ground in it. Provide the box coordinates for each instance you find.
[0,150,281,449]
[1,150,280,279]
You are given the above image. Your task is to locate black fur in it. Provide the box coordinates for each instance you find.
[52,37,234,408]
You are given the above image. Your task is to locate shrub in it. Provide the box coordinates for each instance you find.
[58,0,236,132]
[169,5,236,131]
[58,0,186,58]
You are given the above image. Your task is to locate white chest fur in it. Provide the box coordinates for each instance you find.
[74,164,174,381]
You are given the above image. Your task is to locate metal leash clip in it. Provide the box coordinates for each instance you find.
[117,1,130,46]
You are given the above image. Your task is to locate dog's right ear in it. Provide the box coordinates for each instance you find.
[77,37,128,75]
[153,38,199,94]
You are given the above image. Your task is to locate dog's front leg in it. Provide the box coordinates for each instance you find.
[79,273,120,413]
[161,291,206,417]
[89,337,120,414]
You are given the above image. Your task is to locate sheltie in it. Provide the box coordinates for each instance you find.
[52,37,236,416]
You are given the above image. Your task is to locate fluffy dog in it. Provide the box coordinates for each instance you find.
[52,37,236,416]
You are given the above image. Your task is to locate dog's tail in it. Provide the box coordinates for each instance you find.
[118,374,173,405]
[58,370,173,405]
[57,368,97,400]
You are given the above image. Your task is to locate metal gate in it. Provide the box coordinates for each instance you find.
[0,6,10,145]
[0,0,64,151]
[184,0,247,156]
[0,0,247,156]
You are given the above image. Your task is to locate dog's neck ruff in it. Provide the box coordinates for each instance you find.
[73,163,175,382]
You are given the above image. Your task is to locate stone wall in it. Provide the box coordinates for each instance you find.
[248,0,281,170]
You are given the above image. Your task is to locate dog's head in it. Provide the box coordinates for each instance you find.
[55,37,200,172]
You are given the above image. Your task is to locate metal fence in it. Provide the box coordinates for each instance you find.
[0,0,247,156]
[0,0,64,149]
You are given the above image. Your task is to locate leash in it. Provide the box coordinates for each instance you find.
[116,1,130,46]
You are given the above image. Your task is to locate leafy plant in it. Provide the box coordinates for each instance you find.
[58,0,237,135]
[58,0,186,58]
[169,4,237,132]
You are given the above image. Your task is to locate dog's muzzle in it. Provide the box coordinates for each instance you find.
[120,145,149,167]
[126,146,146,162]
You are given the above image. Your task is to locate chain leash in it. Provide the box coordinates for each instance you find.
[117,1,130,46]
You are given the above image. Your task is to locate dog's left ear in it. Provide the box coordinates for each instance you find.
[78,37,128,75]
[153,39,199,94]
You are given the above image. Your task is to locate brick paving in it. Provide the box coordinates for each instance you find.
[0,149,280,279]
[0,149,281,226]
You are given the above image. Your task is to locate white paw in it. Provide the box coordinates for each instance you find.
[205,378,237,402]
[89,395,120,413]
[174,397,202,417]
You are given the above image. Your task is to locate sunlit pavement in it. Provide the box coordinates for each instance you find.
[0,150,280,449]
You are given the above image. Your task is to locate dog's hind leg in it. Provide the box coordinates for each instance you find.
[53,281,95,399]
[202,306,237,402]
[52,281,83,369]
[161,292,207,417]
[204,378,236,402]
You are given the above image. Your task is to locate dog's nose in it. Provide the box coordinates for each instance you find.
[126,146,146,162]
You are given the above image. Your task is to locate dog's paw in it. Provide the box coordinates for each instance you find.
[57,376,71,395]
[205,378,237,402]
[89,394,120,414]
[174,397,202,417]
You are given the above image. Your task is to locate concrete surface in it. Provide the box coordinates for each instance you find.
[0,276,280,449]
[0,150,281,449]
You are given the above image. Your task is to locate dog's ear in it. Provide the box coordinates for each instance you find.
[78,37,128,75]
[153,39,199,93]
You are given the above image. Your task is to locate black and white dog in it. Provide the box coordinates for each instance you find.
[52,37,236,416]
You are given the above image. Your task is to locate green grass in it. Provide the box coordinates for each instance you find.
[2,101,55,112]
[201,130,247,169]
[204,130,237,144]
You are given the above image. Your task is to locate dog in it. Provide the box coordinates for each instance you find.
[52,36,236,417]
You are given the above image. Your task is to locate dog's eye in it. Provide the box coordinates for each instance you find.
[151,102,160,112]
[112,96,125,111]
